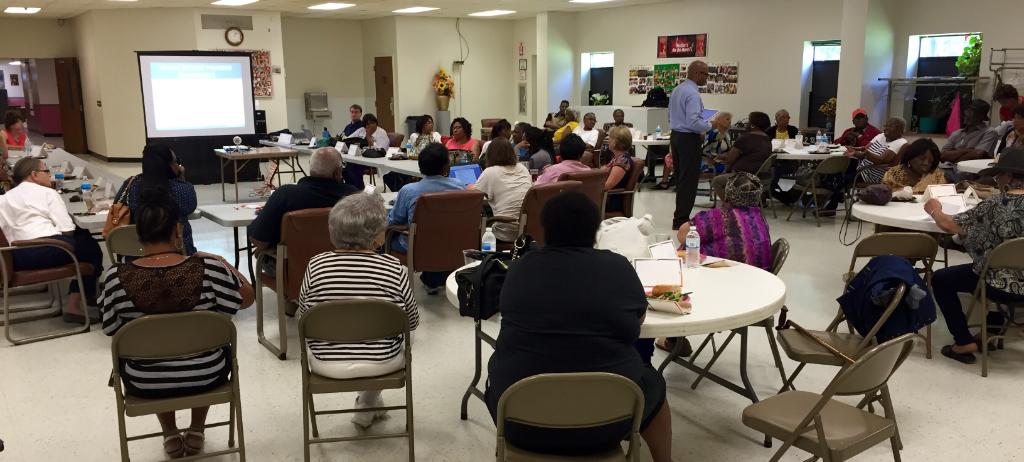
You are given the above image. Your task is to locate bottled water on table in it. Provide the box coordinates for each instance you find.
[482,227,497,252]
[655,125,662,139]
[81,176,93,211]
[685,228,701,268]
[54,168,65,191]
[816,130,825,146]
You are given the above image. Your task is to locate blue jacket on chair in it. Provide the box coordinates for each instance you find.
[837,255,936,343]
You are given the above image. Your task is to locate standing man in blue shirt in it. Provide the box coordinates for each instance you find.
[388,142,465,292]
[669,60,712,229]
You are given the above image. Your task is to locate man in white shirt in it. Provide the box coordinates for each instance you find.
[0,158,103,322]
[343,113,391,188]
[573,112,601,148]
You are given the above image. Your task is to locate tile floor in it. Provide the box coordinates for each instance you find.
[1,153,1021,461]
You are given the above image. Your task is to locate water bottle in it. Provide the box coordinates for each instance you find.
[655,125,662,139]
[81,176,93,211]
[54,168,65,191]
[24,135,34,154]
[482,227,497,252]
[816,130,825,147]
[685,228,701,268]
[405,141,414,157]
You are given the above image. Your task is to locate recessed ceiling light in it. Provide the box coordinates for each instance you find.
[468,9,515,17]
[210,0,258,6]
[4,7,41,14]
[569,0,614,3]
[308,2,354,10]
[392,6,438,14]
[8,61,22,66]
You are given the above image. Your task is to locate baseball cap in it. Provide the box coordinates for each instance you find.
[851,108,868,119]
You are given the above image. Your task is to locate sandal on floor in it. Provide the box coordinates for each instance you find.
[653,182,672,190]
[163,433,185,459]
[182,430,205,456]
[941,345,977,364]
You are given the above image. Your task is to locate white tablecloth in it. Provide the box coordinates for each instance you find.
[851,198,943,233]
[198,192,398,228]
[957,158,993,174]
[444,259,787,339]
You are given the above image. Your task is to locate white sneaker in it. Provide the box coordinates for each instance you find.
[351,395,388,428]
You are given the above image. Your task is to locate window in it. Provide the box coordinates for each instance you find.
[919,33,981,58]
[589,52,614,69]
[812,43,841,62]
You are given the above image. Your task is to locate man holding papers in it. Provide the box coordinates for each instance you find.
[669,60,713,229]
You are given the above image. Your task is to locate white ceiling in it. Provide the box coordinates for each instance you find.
[2,0,670,19]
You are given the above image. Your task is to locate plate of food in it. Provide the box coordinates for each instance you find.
[648,285,692,315]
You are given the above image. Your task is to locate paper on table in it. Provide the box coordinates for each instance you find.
[386,147,400,157]
[335,141,346,153]
[278,133,293,145]
[30,146,43,158]
[70,166,85,178]
[648,241,677,259]
[348,145,359,157]
[634,258,683,288]
[238,204,262,209]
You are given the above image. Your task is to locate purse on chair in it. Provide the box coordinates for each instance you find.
[102,176,136,239]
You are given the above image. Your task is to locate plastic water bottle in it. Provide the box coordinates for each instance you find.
[81,176,93,211]
[685,228,701,268]
[54,168,65,191]
[405,141,414,157]
[655,125,662,139]
[482,227,497,252]
[816,130,825,147]
[24,135,34,154]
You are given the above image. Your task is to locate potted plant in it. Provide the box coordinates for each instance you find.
[432,68,455,111]
[955,35,982,77]
[818,97,837,133]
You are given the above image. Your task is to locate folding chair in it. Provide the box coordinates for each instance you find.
[105,225,147,263]
[1,230,93,345]
[786,156,850,227]
[755,154,778,218]
[109,311,246,462]
[254,208,333,360]
[496,373,644,462]
[964,237,1024,377]
[299,300,414,462]
[743,334,915,462]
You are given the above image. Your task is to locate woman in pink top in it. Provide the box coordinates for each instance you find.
[445,117,481,162]
[536,134,593,185]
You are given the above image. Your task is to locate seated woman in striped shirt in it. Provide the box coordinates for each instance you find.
[98,187,254,459]
[297,193,420,429]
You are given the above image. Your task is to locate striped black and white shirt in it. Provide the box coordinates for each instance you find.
[297,251,420,363]
[98,255,243,398]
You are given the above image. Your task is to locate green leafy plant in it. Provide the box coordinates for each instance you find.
[955,35,982,77]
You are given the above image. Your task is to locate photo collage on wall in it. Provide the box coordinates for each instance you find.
[629,62,739,95]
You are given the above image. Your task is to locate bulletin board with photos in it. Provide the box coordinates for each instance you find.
[629,62,739,95]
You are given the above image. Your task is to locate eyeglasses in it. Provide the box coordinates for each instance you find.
[34,169,50,174]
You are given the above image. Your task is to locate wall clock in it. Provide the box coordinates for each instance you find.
[225,26,244,47]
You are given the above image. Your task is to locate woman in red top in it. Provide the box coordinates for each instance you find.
[2,111,27,151]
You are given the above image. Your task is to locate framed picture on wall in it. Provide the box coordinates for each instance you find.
[519,59,528,71]
[518,83,528,115]
[9,74,18,86]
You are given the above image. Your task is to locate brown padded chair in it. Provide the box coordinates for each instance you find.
[110,311,246,462]
[387,190,485,287]
[559,169,610,217]
[492,181,583,247]
[496,373,645,461]
[254,208,334,360]
[300,300,414,462]
[604,158,646,219]
[388,132,406,148]
[743,334,915,462]
[1,230,93,345]
[480,118,503,141]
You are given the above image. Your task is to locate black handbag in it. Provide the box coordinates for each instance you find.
[455,236,534,320]
[362,148,387,158]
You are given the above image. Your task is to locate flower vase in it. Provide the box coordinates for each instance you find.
[436,95,451,111]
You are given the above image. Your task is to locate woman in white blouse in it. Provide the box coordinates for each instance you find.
[0,158,103,322]
[469,139,533,242]
[408,114,442,152]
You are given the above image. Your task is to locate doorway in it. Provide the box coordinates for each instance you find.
[806,42,840,130]
[373,56,395,133]
[54,58,88,153]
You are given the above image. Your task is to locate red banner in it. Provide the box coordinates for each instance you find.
[657,34,708,59]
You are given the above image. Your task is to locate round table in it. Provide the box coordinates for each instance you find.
[957,158,994,174]
[850,197,942,233]
[632,138,671,147]
[772,146,847,161]
[444,260,787,339]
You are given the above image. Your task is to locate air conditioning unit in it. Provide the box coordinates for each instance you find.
[304,92,332,121]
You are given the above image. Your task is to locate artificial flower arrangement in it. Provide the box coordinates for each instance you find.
[818,97,837,118]
[433,68,455,97]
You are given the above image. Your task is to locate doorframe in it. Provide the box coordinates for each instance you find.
[373,56,396,133]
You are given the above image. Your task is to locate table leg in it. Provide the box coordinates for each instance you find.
[220,158,227,202]
[232,227,240,268]
[461,320,496,420]
[234,159,240,203]
[291,156,298,182]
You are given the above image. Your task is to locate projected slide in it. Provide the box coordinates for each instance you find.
[139,53,256,138]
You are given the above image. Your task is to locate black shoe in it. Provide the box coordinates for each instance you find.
[62,311,100,324]
[941,345,976,364]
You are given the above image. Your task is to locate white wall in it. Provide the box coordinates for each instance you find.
[574,0,842,126]
[194,10,288,134]
[281,17,367,134]
[33,59,59,105]
[541,12,577,117]
[394,16,516,137]
[0,19,75,58]
[0,64,24,98]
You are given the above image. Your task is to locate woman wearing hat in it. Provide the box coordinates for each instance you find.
[925,146,1024,364]
[836,108,881,148]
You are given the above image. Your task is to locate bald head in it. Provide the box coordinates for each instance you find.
[309,147,343,179]
[687,60,709,86]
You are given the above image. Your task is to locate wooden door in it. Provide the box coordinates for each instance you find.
[373,56,395,133]
[54,58,88,154]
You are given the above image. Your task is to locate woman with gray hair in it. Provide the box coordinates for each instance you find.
[845,116,909,183]
[296,192,420,428]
